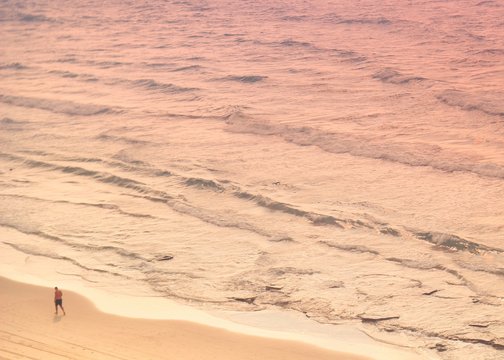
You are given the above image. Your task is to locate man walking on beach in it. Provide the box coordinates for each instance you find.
[54,287,66,315]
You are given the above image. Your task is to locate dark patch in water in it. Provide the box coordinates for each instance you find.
[423,289,441,296]
[229,296,256,304]
[475,0,500,6]
[0,94,111,116]
[340,17,391,25]
[172,65,202,72]
[380,227,401,236]
[281,15,308,22]
[1,117,27,125]
[49,70,79,78]
[155,170,172,177]
[320,241,380,255]
[264,285,283,291]
[323,14,391,26]
[132,79,197,93]
[269,235,295,243]
[280,39,314,48]
[18,13,53,22]
[219,75,267,83]
[309,215,342,226]
[235,192,305,216]
[185,178,224,192]
[96,134,150,145]
[359,314,400,323]
[373,68,426,84]
[476,48,504,55]
[0,63,28,70]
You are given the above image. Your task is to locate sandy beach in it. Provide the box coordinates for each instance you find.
[0,276,369,360]
[1,0,503,359]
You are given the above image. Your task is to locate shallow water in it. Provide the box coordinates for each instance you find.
[1,0,503,358]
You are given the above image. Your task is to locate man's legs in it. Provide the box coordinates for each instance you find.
[55,301,65,315]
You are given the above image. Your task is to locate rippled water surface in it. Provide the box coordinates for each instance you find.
[1,0,503,358]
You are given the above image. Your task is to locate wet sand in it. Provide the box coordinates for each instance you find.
[0,276,369,360]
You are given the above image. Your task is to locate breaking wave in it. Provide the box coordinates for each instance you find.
[0,62,29,70]
[225,111,504,179]
[372,68,427,84]
[2,0,503,357]
[0,94,113,116]
[45,68,198,94]
[437,89,504,118]
[0,222,150,265]
[4,241,127,277]
[130,79,198,93]
[2,193,157,220]
[415,232,504,254]
[185,178,225,192]
[0,11,55,23]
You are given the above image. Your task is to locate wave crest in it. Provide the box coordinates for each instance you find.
[131,79,198,93]
[225,111,504,179]
[216,75,267,83]
[0,63,28,70]
[322,13,391,26]
[437,89,504,118]
[0,94,112,116]
[415,232,503,254]
[373,68,426,84]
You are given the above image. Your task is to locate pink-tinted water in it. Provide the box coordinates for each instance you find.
[1,0,503,358]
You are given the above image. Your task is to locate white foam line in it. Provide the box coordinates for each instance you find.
[0,263,431,360]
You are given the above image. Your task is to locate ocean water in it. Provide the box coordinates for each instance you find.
[1,0,503,358]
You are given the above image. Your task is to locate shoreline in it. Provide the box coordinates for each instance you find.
[0,275,369,360]
[0,270,427,360]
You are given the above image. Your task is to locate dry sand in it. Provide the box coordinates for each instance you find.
[0,276,369,360]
